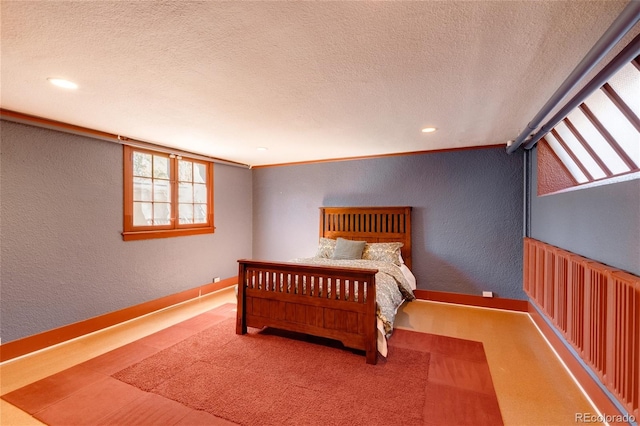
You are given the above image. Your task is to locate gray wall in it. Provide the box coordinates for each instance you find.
[529,147,640,276]
[253,147,525,300]
[0,121,253,343]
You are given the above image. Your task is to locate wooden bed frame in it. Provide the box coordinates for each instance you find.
[236,206,412,364]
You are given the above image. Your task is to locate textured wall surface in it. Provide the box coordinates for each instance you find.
[530,148,640,276]
[0,121,252,343]
[253,147,525,299]
[537,140,576,195]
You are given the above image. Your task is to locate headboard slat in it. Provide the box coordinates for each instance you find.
[319,206,413,270]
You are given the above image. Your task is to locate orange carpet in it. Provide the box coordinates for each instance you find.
[3,304,503,425]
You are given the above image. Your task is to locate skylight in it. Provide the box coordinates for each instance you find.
[542,57,640,188]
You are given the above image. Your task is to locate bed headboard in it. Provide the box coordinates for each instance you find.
[319,206,413,269]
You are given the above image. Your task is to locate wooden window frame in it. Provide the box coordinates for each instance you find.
[122,145,214,241]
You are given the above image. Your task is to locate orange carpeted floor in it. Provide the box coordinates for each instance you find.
[3,303,502,425]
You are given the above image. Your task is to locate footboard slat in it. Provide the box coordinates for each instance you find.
[237,259,378,364]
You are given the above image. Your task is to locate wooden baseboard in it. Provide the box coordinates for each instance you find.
[0,277,237,363]
[528,302,625,420]
[413,289,529,312]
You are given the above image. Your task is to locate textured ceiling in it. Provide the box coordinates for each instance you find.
[1,1,637,167]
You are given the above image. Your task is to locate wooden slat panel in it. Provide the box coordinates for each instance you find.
[568,257,586,355]
[239,258,377,361]
[245,314,367,349]
[270,300,286,321]
[318,206,412,270]
[523,239,533,297]
[523,238,640,418]
[358,313,365,335]
[554,251,569,335]
[294,304,306,324]
[312,306,324,328]
[336,310,346,331]
[246,297,253,316]
[259,299,271,318]
[535,244,545,305]
[607,271,640,419]
[543,250,555,317]
[584,262,608,380]
[346,311,359,334]
[246,287,367,312]
[285,302,296,322]
[324,308,336,330]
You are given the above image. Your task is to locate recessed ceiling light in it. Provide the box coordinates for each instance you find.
[257,147,268,151]
[47,78,78,90]
[421,127,437,133]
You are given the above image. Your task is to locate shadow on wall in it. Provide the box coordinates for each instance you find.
[417,251,489,296]
[319,200,487,296]
[412,207,503,297]
[412,206,495,297]
[318,200,505,298]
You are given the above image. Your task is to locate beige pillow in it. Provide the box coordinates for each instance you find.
[315,237,336,258]
[362,242,404,265]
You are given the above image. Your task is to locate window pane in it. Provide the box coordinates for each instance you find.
[153,203,171,225]
[554,122,606,180]
[545,134,588,183]
[585,90,640,166]
[179,183,193,203]
[154,180,171,202]
[194,183,207,203]
[179,204,194,224]
[133,152,152,177]
[194,204,207,223]
[193,163,206,183]
[153,156,170,179]
[133,202,152,226]
[608,61,640,119]
[178,160,193,182]
[133,177,153,201]
[125,145,214,238]
[567,109,630,175]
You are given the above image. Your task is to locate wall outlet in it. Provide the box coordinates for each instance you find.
[482,291,493,298]
[213,277,221,283]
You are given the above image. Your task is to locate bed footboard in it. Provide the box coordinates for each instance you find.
[236,259,378,364]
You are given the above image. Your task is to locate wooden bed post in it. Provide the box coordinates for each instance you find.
[365,277,378,365]
[236,261,247,335]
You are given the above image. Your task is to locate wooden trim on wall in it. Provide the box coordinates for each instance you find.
[413,289,529,312]
[251,144,505,169]
[0,108,250,168]
[0,277,238,363]
[528,303,625,420]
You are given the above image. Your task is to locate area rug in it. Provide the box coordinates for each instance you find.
[3,304,503,425]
